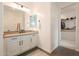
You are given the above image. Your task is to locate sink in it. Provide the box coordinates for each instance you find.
[19,30,34,33]
[19,30,25,33]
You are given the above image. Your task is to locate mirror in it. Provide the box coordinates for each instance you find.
[4,4,37,32]
[30,15,37,27]
[4,5,25,32]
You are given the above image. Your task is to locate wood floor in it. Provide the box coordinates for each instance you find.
[51,46,79,56]
[19,46,79,56]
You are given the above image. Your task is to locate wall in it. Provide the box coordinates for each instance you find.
[51,3,61,51]
[4,5,25,32]
[33,2,52,53]
[0,3,4,56]
[61,31,75,41]
[75,3,79,52]
[60,31,75,50]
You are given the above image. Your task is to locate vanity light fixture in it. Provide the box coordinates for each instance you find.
[3,2,31,13]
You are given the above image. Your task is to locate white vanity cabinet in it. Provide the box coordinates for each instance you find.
[5,33,38,56]
[31,34,38,48]
[5,36,21,56]
[21,35,32,53]
[21,34,38,53]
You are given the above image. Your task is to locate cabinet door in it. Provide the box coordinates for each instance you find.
[21,35,32,53]
[32,34,38,48]
[6,36,21,56]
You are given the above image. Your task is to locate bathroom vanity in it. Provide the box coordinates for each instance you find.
[3,3,39,56]
[4,31,39,56]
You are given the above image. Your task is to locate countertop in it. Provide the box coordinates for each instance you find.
[4,30,38,38]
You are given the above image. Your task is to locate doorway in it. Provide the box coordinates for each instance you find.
[59,4,76,50]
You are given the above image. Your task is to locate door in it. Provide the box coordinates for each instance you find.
[21,35,32,53]
[6,36,21,56]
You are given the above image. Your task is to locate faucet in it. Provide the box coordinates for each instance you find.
[17,23,20,32]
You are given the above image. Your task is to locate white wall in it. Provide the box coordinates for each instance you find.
[33,3,52,53]
[0,3,4,56]
[61,31,75,41]
[51,3,61,51]
[75,3,79,52]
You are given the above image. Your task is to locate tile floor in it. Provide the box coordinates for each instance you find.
[27,49,49,56]
[19,46,79,56]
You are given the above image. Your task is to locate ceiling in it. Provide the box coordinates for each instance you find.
[16,2,76,9]
[17,2,76,9]
[19,2,77,13]
[55,2,76,8]
[4,2,77,12]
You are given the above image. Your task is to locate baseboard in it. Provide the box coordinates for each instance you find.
[37,47,51,55]
[18,46,57,56]
[50,46,58,55]
[18,47,52,56]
